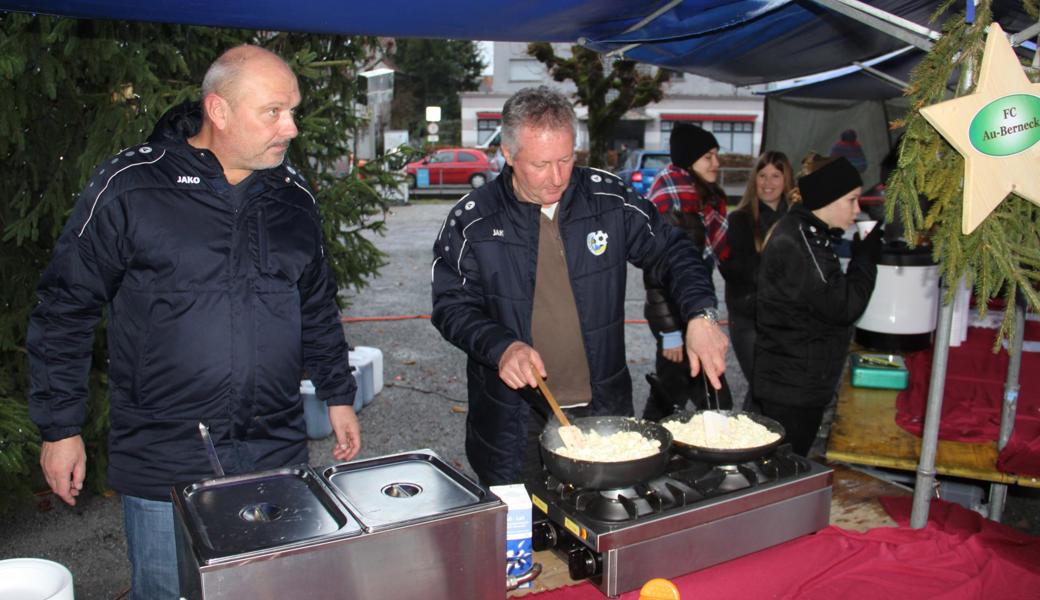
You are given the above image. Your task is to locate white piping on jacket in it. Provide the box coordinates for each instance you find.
[291,179,324,256]
[594,191,654,237]
[798,228,827,283]
[78,150,167,237]
[456,216,485,286]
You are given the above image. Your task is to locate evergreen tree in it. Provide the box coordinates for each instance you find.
[527,43,669,168]
[0,15,400,512]
[389,39,484,146]
[888,0,1040,343]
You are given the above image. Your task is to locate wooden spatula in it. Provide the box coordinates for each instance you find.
[531,365,585,448]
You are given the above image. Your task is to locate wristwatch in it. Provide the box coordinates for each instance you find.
[691,307,719,326]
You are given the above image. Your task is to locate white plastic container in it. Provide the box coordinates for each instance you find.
[300,379,332,440]
[301,346,384,439]
[349,346,384,411]
[0,558,74,600]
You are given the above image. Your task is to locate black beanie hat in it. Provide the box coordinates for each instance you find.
[798,157,863,210]
[670,123,719,168]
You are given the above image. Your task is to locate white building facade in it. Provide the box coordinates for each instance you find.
[461,42,765,158]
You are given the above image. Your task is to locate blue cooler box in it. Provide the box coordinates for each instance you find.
[301,346,384,439]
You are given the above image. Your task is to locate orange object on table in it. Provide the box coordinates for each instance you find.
[639,578,680,600]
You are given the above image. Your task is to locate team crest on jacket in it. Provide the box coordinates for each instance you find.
[586,230,608,256]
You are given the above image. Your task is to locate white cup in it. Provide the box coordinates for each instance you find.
[856,220,878,238]
[0,558,74,599]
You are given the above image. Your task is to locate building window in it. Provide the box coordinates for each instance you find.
[711,121,755,155]
[477,118,501,145]
[661,117,755,155]
[509,59,543,82]
[661,119,701,134]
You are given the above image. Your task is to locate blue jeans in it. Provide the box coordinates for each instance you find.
[122,495,180,600]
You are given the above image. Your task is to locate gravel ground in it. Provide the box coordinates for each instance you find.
[1,200,1035,599]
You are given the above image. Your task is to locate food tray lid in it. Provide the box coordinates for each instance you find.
[322,450,498,532]
[174,465,360,561]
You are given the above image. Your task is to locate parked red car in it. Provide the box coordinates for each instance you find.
[405,148,498,189]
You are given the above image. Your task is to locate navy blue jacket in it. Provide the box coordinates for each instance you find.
[431,165,716,484]
[27,102,355,500]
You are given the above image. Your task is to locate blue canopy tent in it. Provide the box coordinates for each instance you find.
[4,0,1039,528]
[0,0,1008,86]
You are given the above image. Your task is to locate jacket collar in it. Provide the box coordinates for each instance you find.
[496,163,582,225]
[759,198,788,216]
[148,101,298,191]
[792,203,845,242]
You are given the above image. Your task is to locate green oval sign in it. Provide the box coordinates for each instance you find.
[968,94,1040,156]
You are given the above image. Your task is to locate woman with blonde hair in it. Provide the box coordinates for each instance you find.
[752,155,882,455]
[719,151,794,410]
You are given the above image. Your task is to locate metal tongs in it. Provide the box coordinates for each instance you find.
[198,422,226,478]
[701,374,729,443]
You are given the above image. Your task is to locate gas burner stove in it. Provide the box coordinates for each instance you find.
[527,445,832,597]
[546,448,813,524]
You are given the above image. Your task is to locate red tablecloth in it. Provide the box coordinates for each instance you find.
[895,325,1040,477]
[525,498,1040,600]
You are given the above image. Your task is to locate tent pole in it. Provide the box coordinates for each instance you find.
[910,53,976,529]
[808,0,938,50]
[988,295,1025,521]
[910,284,954,528]
[595,0,682,57]
[849,61,908,91]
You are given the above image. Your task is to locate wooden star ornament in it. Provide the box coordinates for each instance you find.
[920,23,1040,235]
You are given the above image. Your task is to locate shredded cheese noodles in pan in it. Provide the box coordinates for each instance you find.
[554,430,661,462]
[664,413,780,449]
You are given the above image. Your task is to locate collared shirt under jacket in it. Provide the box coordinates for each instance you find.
[431,165,716,484]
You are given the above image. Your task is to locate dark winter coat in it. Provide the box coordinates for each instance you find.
[431,165,716,484]
[753,204,876,407]
[27,102,355,500]
[643,211,706,336]
[719,199,788,319]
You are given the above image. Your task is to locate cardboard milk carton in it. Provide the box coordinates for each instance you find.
[490,484,533,588]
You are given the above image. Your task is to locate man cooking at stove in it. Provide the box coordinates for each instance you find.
[431,85,727,486]
[27,45,360,599]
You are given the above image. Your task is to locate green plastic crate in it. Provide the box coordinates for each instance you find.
[850,353,909,390]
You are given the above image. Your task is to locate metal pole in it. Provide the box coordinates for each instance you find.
[988,296,1025,521]
[809,0,939,50]
[910,285,954,528]
[909,51,976,529]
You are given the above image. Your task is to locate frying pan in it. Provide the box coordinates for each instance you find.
[660,409,785,464]
[539,416,673,490]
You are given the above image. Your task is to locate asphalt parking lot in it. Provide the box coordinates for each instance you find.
[2,200,1036,599]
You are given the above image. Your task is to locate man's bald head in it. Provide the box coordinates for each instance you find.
[191,44,301,184]
[201,45,295,106]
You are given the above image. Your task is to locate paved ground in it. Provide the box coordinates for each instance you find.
[2,200,1036,599]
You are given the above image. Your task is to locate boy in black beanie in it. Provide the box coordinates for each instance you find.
[751,156,881,456]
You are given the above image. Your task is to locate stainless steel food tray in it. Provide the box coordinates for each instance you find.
[322,450,494,532]
[176,465,360,561]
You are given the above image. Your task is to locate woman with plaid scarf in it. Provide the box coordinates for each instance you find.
[642,123,733,420]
